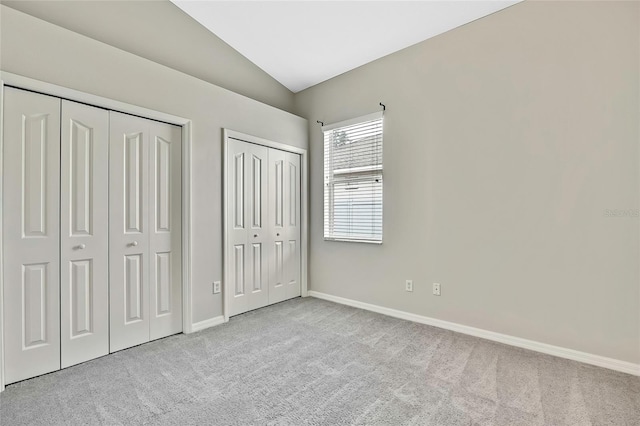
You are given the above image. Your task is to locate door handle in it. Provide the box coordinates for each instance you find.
[276,233,280,237]
[74,244,86,250]
[253,234,258,238]
[128,241,138,247]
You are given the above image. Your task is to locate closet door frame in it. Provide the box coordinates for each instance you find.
[0,78,6,392]
[0,72,195,392]
[222,129,309,322]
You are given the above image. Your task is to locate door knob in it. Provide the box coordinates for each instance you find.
[276,233,280,236]
[74,244,86,250]
[128,241,138,247]
[254,234,258,238]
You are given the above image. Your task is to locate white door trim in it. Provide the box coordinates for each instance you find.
[0,71,194,391]
[0,75,6,393]
[223,129,309,322]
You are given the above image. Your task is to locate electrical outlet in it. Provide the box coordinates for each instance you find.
[433,283,441,296]
[405,280,413,292]
[213,281,221,294]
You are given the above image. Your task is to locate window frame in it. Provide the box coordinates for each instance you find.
[322,111,384,244]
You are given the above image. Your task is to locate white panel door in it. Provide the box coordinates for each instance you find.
[109,112,151,352]
[60,100,109,368]
[283,151,302,300]
[149,120,182,340]
[268,149,301,304]
[110,112,182,351]
[227,139,269,316]
[2,88,61,384]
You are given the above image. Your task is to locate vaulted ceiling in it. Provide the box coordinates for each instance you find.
[172,1,521,92]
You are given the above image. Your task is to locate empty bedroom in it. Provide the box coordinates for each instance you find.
[0,0,638,425]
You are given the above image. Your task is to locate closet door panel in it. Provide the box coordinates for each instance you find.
[268,149,301,303]
[227,139,268,316]
[245,144,269,312]
[149,121,182,340]
[60,100,109,368]
[284,152,301,299]
[267,148,287,304]
[109,112,150,352]
[2,88,61,384]
[227,141,248,315]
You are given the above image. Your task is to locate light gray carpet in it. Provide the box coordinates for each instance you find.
[0,297,638,425]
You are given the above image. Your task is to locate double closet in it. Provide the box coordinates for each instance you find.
[2,87,183,384]
[226,137,301,317]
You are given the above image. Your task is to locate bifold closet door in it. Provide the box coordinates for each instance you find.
[109,112,182,352]
[2,88,61,384]
[226,139,300,317]
[60,100,109,368]
[148,120,182,341]
[268,149,301,304]
[109,112,151,352]
[227,139,269,316]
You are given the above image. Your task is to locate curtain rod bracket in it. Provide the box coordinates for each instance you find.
[379,102,386,112]
[317,120,324,126]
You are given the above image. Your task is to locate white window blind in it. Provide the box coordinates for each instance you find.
[323,112,383,243]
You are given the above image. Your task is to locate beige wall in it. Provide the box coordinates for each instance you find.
[0,0,295,113]
[0,5,308,323]
[295,0,640,364]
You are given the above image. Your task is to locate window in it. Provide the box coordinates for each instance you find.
[323,112,383,243]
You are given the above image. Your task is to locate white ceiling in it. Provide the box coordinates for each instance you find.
[171,1,521,93]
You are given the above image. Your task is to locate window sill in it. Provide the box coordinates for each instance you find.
[324,237,383,245]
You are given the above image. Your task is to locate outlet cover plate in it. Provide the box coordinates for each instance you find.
[405,280,413,292]
[433,283,441,296]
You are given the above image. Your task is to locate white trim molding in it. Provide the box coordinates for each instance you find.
[222,129,309,322]
[308,291,640,377]
[181,121,194,334]
[0,75,6,392]
[189,316,226,333]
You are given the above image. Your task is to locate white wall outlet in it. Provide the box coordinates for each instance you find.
[405,280,413,292]
[213,281,221,294]
[433,283,441,296]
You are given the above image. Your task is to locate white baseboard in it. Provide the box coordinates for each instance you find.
[308,291,640,376]
[188,315,226,333]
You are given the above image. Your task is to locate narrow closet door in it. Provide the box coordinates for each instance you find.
[267,148,287,304]
[283,151,302,300]
[149,121,182,340]
[2,88,61,384]
[245,143,269,313]
[268,149,301,304]
[109,112,150,352]
[227,139,269,316]
[60,100,109,368]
